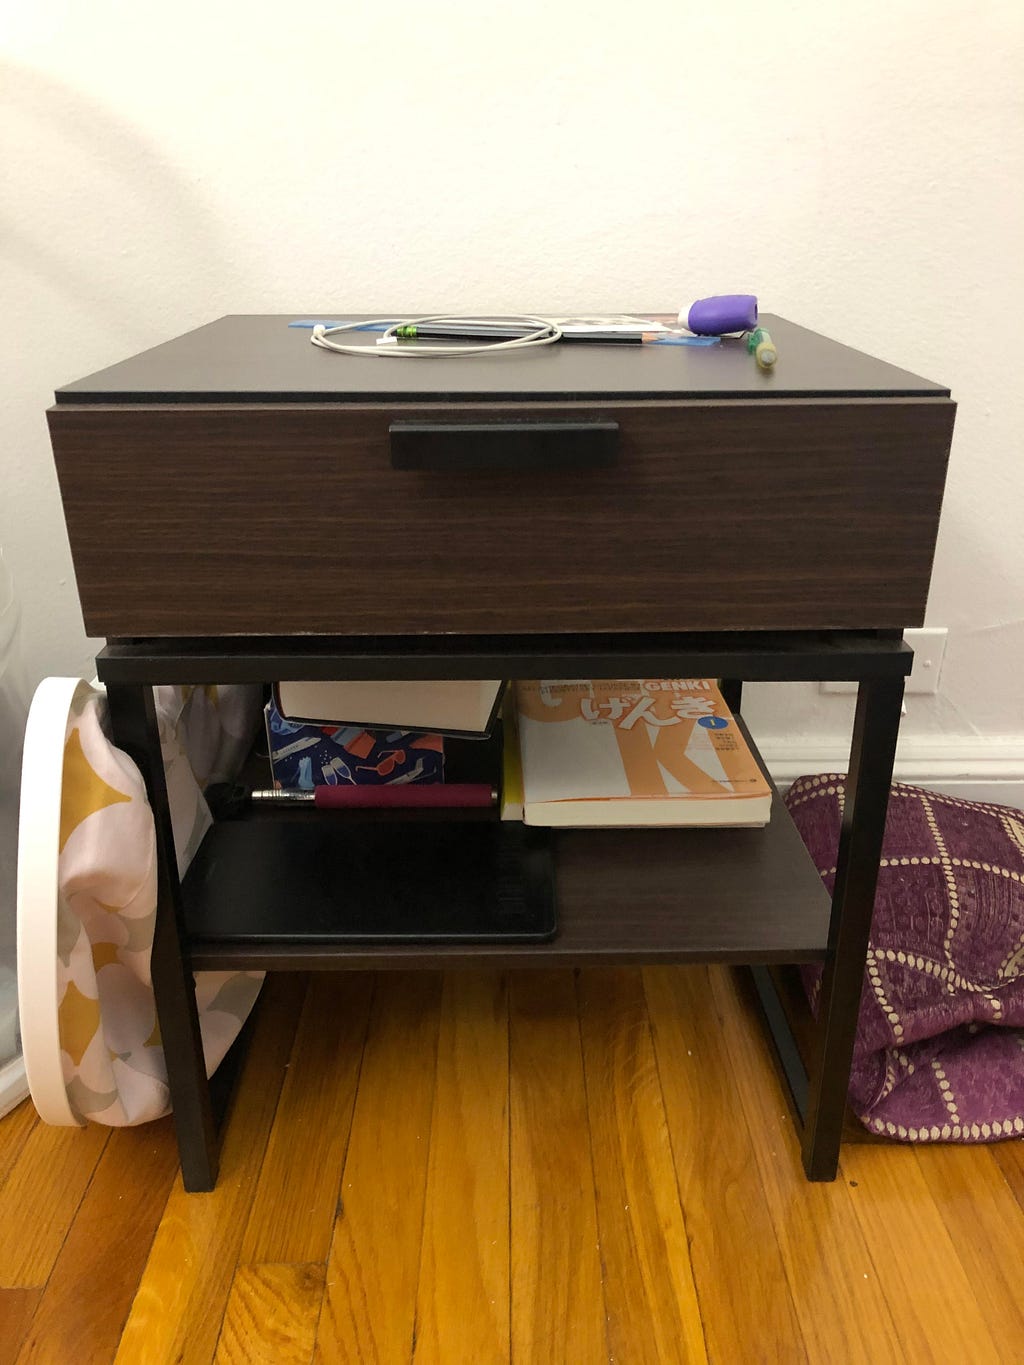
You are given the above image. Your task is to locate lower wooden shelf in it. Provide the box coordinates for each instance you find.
[183,789,830,971]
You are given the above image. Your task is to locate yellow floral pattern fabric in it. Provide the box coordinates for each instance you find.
[52,683,263,1125]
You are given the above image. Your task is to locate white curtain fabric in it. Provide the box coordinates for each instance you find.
[18,681,264,1126]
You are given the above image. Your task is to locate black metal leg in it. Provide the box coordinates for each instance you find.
[719,678,743,713]
[105,682,219,1191]
[801,676,905,1180]
[749,965,809,1120]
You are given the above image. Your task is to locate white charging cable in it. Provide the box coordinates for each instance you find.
[311,315,563,358]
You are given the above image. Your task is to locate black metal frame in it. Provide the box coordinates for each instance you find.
[99,630,908,1190]
[104,683,219,1188]
[97,629,911,685]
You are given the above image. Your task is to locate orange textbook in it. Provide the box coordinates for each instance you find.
[515,679,772,828]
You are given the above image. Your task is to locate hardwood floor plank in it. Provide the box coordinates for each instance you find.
[912,1143,1024,1361]
[9,955,1022,1365]
[0,1120,109,1287]
[213,1262,326,1365]
[0,1100,38,1194]
[840,1143,1001,1361]
[240,973,374,1266]
[991,1137,1024,1213]
[314,972,443,1365]
[577,967,708,1365]
[15,1118,179,1365]
[0,1289,41,1362]
[509,970,607,1365]
[413,972,510,1365]
[643,966,807,1364]
[113,972,307,1365]
[707,966,903,1363]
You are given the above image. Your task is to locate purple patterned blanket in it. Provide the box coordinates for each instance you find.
[786,775,1024,1142]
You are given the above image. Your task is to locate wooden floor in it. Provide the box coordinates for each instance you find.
[2,966,1024,1364]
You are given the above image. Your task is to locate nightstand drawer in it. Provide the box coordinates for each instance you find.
[49,397,954,638]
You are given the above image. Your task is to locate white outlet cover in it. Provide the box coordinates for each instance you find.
[904,627,948,694]
[820,628,948,696]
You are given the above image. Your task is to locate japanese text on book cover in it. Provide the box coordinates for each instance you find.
[516,679,768,806]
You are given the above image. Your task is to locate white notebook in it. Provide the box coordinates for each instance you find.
[274,679,505,738]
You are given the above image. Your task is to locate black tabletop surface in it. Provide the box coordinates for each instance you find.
[54,313,950,404]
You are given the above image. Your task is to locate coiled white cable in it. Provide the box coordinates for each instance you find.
[310,315,563,358]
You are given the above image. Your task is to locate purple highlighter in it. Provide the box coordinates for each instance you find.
[686,294,759,335]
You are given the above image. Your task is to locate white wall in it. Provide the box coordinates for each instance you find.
[3,2,1023,784]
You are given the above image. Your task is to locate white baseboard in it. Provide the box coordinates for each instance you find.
[761,737,1024,810]
[0,1054,28,1119]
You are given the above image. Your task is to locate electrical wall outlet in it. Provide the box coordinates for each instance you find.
[903,627,948,694]
[820,627,948,696]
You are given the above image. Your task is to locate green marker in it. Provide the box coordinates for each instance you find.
[745,327,777,370]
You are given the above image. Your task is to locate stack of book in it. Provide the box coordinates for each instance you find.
[275,679,505,738]
[509,678,771,828]
[269,680,505,792]
[272,676,770,827]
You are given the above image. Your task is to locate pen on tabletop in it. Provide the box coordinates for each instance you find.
[293,318,709,346]
[745,326,777,370]
[392,322,536,341]
[390,323,645,345]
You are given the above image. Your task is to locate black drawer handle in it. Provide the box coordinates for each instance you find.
[389,421,618,471]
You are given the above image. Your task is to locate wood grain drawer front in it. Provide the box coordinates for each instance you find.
[49,399,954,638]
